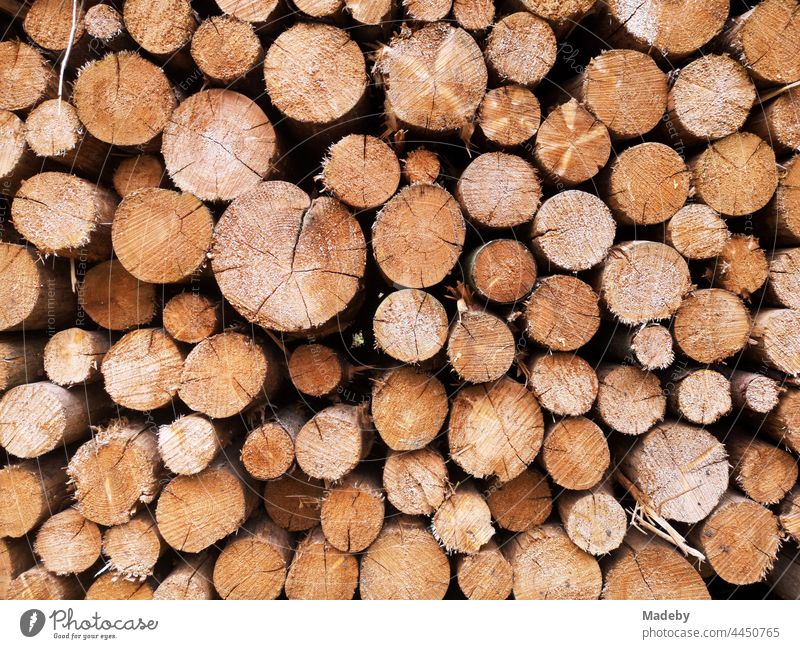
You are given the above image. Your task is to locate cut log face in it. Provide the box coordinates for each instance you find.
[606,323,675,371]
[668,369,732,426]
[0,334,46,391]
[485,12,556,88]
[35,508,101,576]
[542,417,610,490]
[749,86,800,154]
[729,370,781,414]
[0,41,54,112]
[84,3,125,40]
[0,110,36,193]
[102,328,185,411]
[449,377,544,482]
[112,189,214,284]
[263,468,323,532]
[86,572,154,600]
[162,90,277,202]
[524,275,600,351]
[767,248,800,309]
[242,409,303,481]
[285,527,359,600]
[360,515,450,600]
[0,456,68,538]
[113,155,165,197]
[162,293,221,344]
[383,447,449,515]
[477,85,540,147]
[456,539,512,600]
[596,364,665,436]
[618,420,729,523]
[153,553,215,600]
[9,566,82,600]
[456,152,541,229]
[264,23,366,129]
[213,185,366,333]
[726,431,798,505]
[447,309,515,383]
[762,388,800,454]
[102,512,164,579]
[374,289,449,363]
[558,482,627,556]
[432,481,494,554]
[372,367,448,451]
[486,467,552,532]
[376,22,487,133]
[534,99,610,186]
[44,328,109,387]
[320,471,384,552]
[402,148,441,184]
[706,234,768,298]
[405,0,451,21]
[73,52,176,146]
[191,15,262,85]
[503,523,602,600]
[295,404,371,481]
[602,530,710,600]
[531,190,615,271]
[372,183,465,288]
[690,132,778,217]
[779,487,800,543]
[68,418,162,527]
[528,353,599,417]
[80,261,157,331]
[764,155,800,245]
[289,344,346,397]
[666,203,730,260]
[466,239,537,303]
[123,0,196,55]
[217,0,281,22]
[158,414,230,476]
[0,538,36,600]
[747,309,800,376]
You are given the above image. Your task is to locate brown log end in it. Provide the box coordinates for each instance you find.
[153,553,215,600]
[44,328,109,387]
[34,508,101,576]
[432,481,495,554]
[456,540,512,600]
[123,0,196,56]
[477,85,540,147]
[80,260,157,331]
[528,352,599,417]
[466,239,537,304]
[383,447,449,515]
[447,309,515,383]
[102,512,164,579]
[112,155,165,197]
[321,471,385,552]
[158,414,229,476]
[767,247,800,309]
[402,147,441,185]
[727,432,798,505]
[524,275,600,351]
[706,234,768,298]
[485,12,556,88]
[748,309,800,376]
[668,368,732,426]
[0,41,54,112]
[666,203,730,260]
[486,467,552,532]
[86,573,154,600]
[0,456,68,538]
[542,417,610,490]
[263,468,324,532]
[285,527,359,600]
[162,293,221,344]
[288,344,346,397]
[295,404,370,481]
[596,364,665,436]
[191,15,262,85]
[374,289,448,363]
[9,566,82,600]
[558,485,627,556]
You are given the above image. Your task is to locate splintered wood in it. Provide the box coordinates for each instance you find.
[1,0,800,603]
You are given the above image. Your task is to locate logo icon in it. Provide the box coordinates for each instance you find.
[20,609,45,637]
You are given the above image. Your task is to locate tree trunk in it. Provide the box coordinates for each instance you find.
[728,370,781,414]
[374,289,449,363]
[8,566,81,600]
[112,154,165,197]
[523,275,600,351]
[0,455,69,538]
[484,12,556,88]
[749,86,800,154]
[0,41,55,112]
[241,405,307,480]
[528,352,599,417]
[541,416,610,490]
[602,323,674,371]
[432,480,494,554]
[162,293,221,344]
[456,539,512,600]
[667,368,732,426]
[43,328,109,386]
[34,508,101,576]
[558,480,627,556]
[477,85,539,147]
[486,467,552,532]
[123,0,196,56]
[79,260,157,331]
[190,15,262,86]
[705,234,769,298]
[102,511,165,580]
[321,470,384,552]
[0,334,46,390]
[153,552,215,600]
[382,447,448,515]
[285,526,359,600]
[764,155,800,245]
[263,467,323,532]
[725,430,798,505]
[465,239,537,304]
[447,306,516,383]
[158,414,232,476]
[665,203,730,260]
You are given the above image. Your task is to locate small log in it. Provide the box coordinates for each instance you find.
[23,99,112,179]
[0,41,55,112]
[728,370,781,414]
[178,332,283,418]
[158,414,231,476]
[34,508,101,575]
[213,186,366,333]
[102,512,165,579]
[673,288,752,364]
[541,416,610,490]
[531,189,615,271]
[503,523,602,600]
[372,183,465,288]
[465,239,537,304]
[484,12,556,88]
[477,85,540,147]
[360,515,450,600]
[112,188,213,284]
[0,455,68,537]
[295,404,372,481]
[594,241,691,325]
[44,328,109,387]
[153,552,215,600]
[725,430,798,505]
[515,0,597,36]
[746,308,800,376]
[346,0,395,36]
[0,381,113,458]
[163,89,277,202]
[288,344,350,398]
[216,0,281,23]
[321,471,385,552]
[779,486,800,543]
[665,203,730,260]
[86,573,154,600]
[456,540,513,600]
[84,4,129,46]
[0,334,46,391]
[455,152,541,229]
[558,481,627,556]
[376,22,487,134]
[602,530,710,600]
[767,548,800,600]
[9,566,81,600]
[616,420,729,523]
[690,490,781,585]
[718,0,800,86]
[264,23,366,137]
[432,480,494,554]
[0,243,76,332]
[79,260,157,331]
[447,306,515,383]
[73,52,176,146]
[320,134,401,210]
[564,49,667,141]
[191,15,262,86]
[123,0,196,56]
[486,467,552,532]
[241,408,304,481]
[749,86,800,154]
[374,289,449,363]
[764,154,800,245]
[527,352,599,417]
[112,154,164,197]
[666,54,755,144]
[372,367,448,451]
[157,454,257,553]
[405,0,450,21]
[523,275,600,351]
[761,388,800,453]
[68,418,161,527]
[533,99,611,187]
[213,514,291,600]
[0,538,35,599]
[0,110,38,197]
[667,368,732,426]
[101,328,184,411]
[263,467,323,532]
[285,526,359,600]
[402,147,440,184]
[705,234,768,298]
[690,132,778,217]
[604,323,674,371]
[382,447,449,515]
[449,376,544,482]
[600,142,690,226]
[767,247,800,309]
[162,293,221,344]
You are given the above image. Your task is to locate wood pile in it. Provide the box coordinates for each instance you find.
[1,0,800,601]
